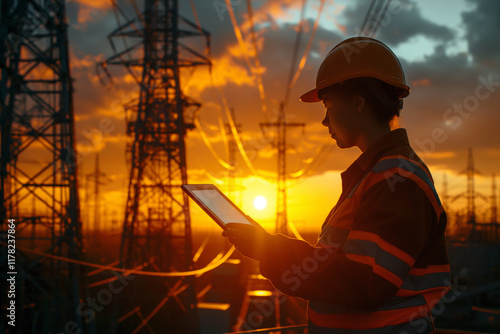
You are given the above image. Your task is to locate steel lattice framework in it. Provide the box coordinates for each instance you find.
[0,0,86,332]
[260,105,304,234]
[100,0,210,332]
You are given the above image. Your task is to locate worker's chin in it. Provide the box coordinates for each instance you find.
[335,139,354,150]
[334,139,347,149]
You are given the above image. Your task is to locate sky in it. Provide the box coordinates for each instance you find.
[56,0,500,233]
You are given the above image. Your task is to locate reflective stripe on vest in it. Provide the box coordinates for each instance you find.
[310,155,449,331]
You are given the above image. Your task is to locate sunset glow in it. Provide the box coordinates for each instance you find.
[40,0,500,236]
[253,196,268,210]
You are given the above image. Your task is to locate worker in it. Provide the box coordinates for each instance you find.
[222,37,450,333]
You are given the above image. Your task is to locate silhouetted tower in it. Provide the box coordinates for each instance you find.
[226,108,241,201]
[442,173,449,213]
[491,174,498,242]
[462,148,481,241]
[491,174,497,223]
[0,1,86,332]
[261,104,304,234]
[100,0,210,332]
[86,153,107,245]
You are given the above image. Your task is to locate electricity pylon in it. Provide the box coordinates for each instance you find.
[1,1,87,332]
[99,1,210,332]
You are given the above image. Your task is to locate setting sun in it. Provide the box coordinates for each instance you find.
[253,196,267,210]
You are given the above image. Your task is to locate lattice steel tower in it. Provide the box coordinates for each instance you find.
[261,104,304,234]
[100,0,210,332]
[1,0,86,332]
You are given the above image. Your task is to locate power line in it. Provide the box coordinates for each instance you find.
[195,117,236,170]
[284,0,308,106]
[246,0,268,116]
[285,0,327,104]
[261,103,305,234]
[2,241,236,277]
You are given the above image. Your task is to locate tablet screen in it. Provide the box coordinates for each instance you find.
[191,189,253,226]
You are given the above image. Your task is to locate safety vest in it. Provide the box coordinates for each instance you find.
[310,155,450,332]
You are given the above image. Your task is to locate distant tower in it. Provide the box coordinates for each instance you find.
[87,153,107,245]
[491,174,497,224]
[462,148,481,242]
[261,104,304,234]
[226,108,241,201]
[442,173,449,214]
[100,0,210,332]
[491,174,498,242]
[0,1,86,332]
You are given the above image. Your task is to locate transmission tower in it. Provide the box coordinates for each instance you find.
[261,104,304,234]
[0,1,87,332]
[226,108,241,202]
[99,1,210,332]
[86,153,107,246]
[442,173,449,214]
[462,148,481,242]
[491,174,498,242]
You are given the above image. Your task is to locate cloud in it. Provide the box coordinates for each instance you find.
[68,0,111,29]
[462,0,500,68]
[65,0,499,182]
[71,0,111,9]
[400,44,500,174]
[341,0,455,46]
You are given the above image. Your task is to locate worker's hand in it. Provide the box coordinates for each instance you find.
[222,220,272,261]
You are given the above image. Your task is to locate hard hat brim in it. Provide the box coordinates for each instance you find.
[300,88,321,103]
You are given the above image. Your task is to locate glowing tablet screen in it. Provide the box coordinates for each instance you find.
[191,189,252,226]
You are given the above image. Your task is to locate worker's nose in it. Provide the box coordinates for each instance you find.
[322,113,329,127]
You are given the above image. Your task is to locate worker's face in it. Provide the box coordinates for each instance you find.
[321,91,361,149]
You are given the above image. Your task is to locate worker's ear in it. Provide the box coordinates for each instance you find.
[352,95,366,113]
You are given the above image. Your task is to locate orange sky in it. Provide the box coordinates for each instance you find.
[20,0,500,236]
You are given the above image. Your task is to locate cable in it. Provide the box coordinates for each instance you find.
[289,138,333,178]
[370,0,391,37]
[284,0,308,105]
[193,234,210,263]
[217,84,274,179]
[88,263,144,288]
[225,0,268,116]
[287,0,326,97]
[360,0,391,37]
[87,260,120,277]
[4,241,236,277]
[189,0,203,36]
[132,281,187,334]
[245,0,268,116]
[287,219,305,241]
[194,117,236,170]
[360,0,378,35]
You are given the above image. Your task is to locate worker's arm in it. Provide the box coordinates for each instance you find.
[257,178,437,310]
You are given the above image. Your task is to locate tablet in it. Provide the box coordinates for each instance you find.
[182,184,259,230]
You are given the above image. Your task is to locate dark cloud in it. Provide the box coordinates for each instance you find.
[341,0,455,46]
[400,45,500,174]
[462,0,500,68]
[66,0,499,180]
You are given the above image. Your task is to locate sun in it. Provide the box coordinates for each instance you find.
[253,196,267,210]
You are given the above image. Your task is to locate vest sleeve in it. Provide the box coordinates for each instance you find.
[259,176,438,310]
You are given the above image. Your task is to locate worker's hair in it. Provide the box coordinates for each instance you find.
[318,77,403,123]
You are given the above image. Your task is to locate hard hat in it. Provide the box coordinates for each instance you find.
[300,37,410,103]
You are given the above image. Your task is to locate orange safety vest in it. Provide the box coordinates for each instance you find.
[309,155,450,332]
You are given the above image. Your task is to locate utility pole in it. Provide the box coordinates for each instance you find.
[261,103,305,234]
[226,108,241,202]
[86,153,107,245]
[442,173,450,213]
[463,148,480,242]
[491,174,497,242]
[100,1,210,332]
[0,1,87,332]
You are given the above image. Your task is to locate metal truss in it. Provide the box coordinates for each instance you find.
[0,0,86,332]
